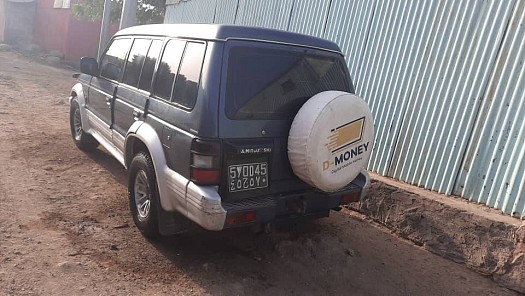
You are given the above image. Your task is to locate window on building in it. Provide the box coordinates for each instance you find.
[53,0,70,8]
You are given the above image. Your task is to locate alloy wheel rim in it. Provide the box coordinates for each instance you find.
[134,170,151,220]
[73,108,82,141]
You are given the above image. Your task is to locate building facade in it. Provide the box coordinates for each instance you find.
[0,0,117,61]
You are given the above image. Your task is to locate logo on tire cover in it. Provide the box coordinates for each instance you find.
[323,117,369,172]
[326,117,365,153]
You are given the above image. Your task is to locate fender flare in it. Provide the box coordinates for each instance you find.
[70,83,92,132]
[125,121,188,213]
[70,83,85,105]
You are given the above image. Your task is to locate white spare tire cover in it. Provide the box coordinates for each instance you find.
[288,91,374,192]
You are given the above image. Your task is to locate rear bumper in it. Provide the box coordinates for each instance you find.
[183,170,371,231]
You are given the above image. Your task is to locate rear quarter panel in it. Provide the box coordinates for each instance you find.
[146,40,224,179]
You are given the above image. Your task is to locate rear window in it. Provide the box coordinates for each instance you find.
[154,40,185,101]
[226,46,351,120]
[122,38,151,87]
[172,42,206,109]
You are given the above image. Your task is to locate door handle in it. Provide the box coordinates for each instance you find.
[105,96,111,106]
[133,109,143,120]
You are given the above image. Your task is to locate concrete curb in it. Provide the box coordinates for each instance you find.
[348,173,525,294]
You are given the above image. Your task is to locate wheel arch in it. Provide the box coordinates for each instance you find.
[70,83,93,135]
[70,83,85,105]
[125,123,165,167]
[125,136,149,169]
[125,121,185,212]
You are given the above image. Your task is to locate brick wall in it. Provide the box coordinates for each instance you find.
[33,0,118,62]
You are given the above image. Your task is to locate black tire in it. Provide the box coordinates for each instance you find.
[128,152,160,239]
[70,98,99,151]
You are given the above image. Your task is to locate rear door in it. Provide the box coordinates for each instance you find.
[218,41,353,200]
[86,38,131,142]
[112,38,163,152]
[86,38,132,140]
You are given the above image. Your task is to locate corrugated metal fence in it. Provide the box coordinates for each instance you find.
[164,0,525,219]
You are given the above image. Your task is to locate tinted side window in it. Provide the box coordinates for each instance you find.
[138,40,162,92]
[172,42,206,109]
[122,39,151,87]
[100,38,132,81]
[154,40,185,101]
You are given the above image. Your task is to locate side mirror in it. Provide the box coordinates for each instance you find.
[80,57,99,76]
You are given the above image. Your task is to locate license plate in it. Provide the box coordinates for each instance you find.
[228,162,268,192]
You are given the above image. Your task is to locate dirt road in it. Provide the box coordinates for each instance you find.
[0,50,518,296]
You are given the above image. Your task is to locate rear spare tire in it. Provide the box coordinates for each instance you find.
[288,91,374,192]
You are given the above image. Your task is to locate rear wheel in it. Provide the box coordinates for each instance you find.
[128,152,160,239]
[69,98,98,151]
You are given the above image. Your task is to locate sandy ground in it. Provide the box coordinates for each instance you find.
[0,50,519,296]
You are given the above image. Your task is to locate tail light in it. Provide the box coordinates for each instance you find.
[190,138,221,185]
[226,211,257,226]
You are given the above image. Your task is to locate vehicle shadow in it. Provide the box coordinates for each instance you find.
[84,147,127,186]
[81,147,361,295]
[78,150,488,295]
[150,221,332,295]
[75,148,511,296]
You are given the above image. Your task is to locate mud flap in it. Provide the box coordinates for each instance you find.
[158,208,190,236]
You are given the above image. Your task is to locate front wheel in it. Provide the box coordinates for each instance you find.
[69,98,98,151]
[128,152,160,239]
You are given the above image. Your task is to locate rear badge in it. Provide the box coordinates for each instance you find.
[239,147,272,154]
